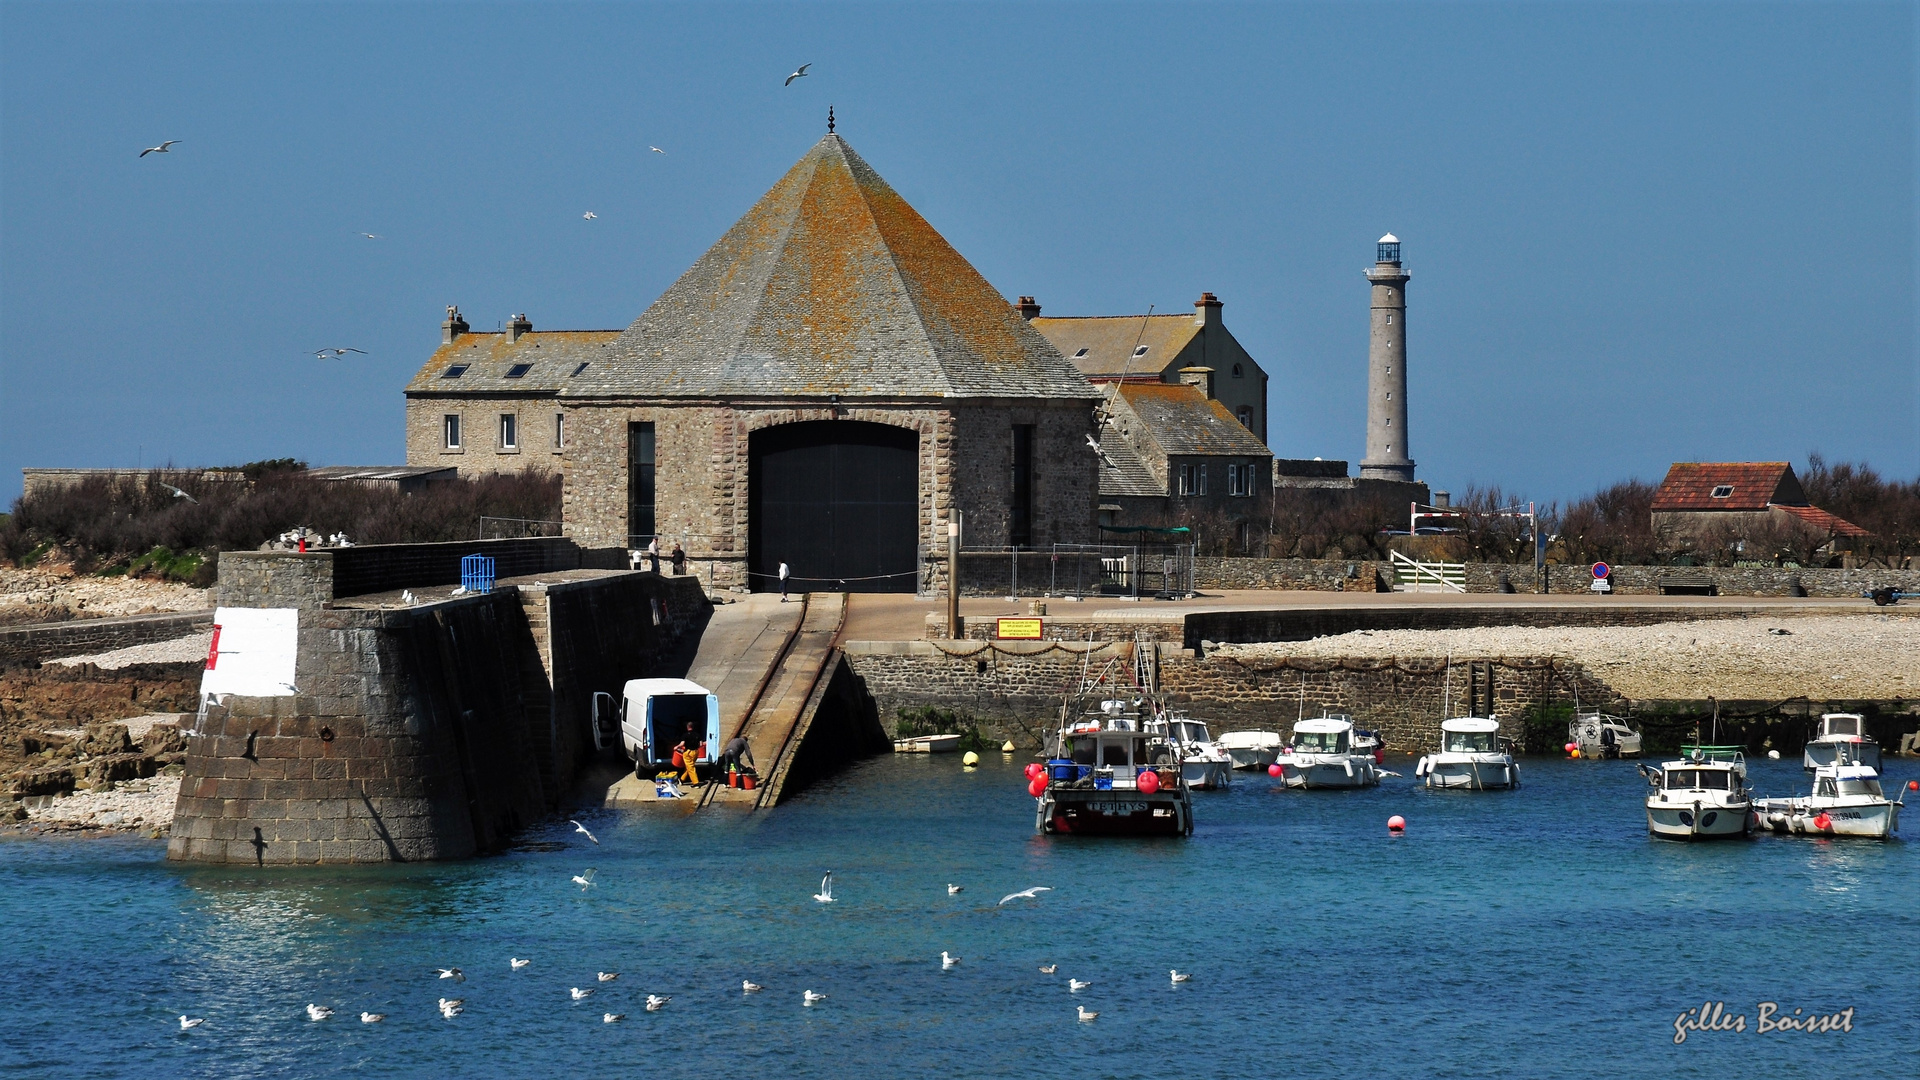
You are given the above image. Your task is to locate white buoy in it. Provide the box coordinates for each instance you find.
[962,751,979,767]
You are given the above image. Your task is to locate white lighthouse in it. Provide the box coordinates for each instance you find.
[1359,233,1414,483]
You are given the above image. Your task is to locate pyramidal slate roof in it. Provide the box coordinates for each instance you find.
[565,135,1097,401]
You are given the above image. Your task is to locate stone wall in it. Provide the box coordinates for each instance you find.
[1464,561,1920,598]
[218,539,610,604]
[0,611,212,668]
[1195,557,1389,592]
[404,396,565,477]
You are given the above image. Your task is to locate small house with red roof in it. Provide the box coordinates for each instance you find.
[1650,462,1867,555]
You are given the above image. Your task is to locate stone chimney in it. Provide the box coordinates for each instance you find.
[1194,291,1222,328]
[1013,296,1041,321]
[505,313,532,344]
[1178,366,1215,398]
[441,305,470,345]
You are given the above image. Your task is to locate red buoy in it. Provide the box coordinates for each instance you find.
[1024,763,1043,780]
[1138,770,1160,794]
[1387,815,1406,833]
[1813,812,1833,831]
[1027,775,1047,798]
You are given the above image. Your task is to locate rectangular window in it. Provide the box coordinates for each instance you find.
[1197,464,1207,496]
[1179,463,1208,497]
[554,412,565,450]
[1228,464,1242,496]
[628,422,656,543]
[443,414,461,449]
[505,363,533,379]
[499,413,518,450]
[1010,425,1034,547]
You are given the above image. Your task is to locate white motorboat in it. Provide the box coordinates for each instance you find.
[1415,717,1520,790]
[1802,713,1882,772]
[1147,713,1232,790]
[893,733,963,754]
[1640,746,1753,841]
[1217,730,1283,771]
[1758,760,1903,839]
[1570,711,1642,758]
[1272,716,1380,789]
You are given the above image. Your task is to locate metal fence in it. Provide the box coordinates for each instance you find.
[479,516,566,540]
[958,543,1196,599]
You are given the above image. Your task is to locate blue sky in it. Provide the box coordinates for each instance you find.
[1,1,1913,507]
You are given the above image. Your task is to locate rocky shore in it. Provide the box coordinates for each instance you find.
[5,714,188,835]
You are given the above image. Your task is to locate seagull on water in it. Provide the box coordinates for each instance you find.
[947,884,962,894]
[161,483,197,503]
[1039,964,1057,974]
[570,987,594,1001]
[784,63,811,86]
[1068,979,1090,992]
[510,957,531,970]
[999,886,1053,906]
[305,1004,334,1022]
[573,869,597,890]
[178,1015,204,1030]
[941,951,960,970]
[435,968,465,982]
[1170,969,1192,983]
[1077,1006,1099,1023]
[644,995,670,1012]
[741,980,762,993]
[140,140,180,157]
[597,972,618,982]
[812,871,834,903]
[582,211,596,220]
[360,1012,384,1023]
[569,819,599,845]
[603,1012,626,1023]
[438,998,463,1018]
[802,990,827,1006]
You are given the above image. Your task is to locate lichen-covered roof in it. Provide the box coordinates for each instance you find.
[405,330,622,395]
[1114,383,1272,457]
[1030,314,1201,379]
[566,135,1097,401]
[1096,427,1163,497]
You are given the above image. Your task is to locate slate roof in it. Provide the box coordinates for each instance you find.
[1772,504,1868,538]
[1114,383,1272,457]
[566,135,1097,401]
[1030,314,1201,380]
[405,331,622,395]
[1650,462,1804,511]
[1095,428,1163,497]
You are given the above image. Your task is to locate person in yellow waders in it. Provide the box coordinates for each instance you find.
[676,740,701,786]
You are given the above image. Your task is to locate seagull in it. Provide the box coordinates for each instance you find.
[160,483,197,503]
[569,819,599,845]
[802,990,827,1006]
[305,1004,334,1021]
[582,211,596,220]
[741,980,762,993]
[360,1012,385,1023]
[941,951,960,970]
[644,995,670,1012]
[999,886,1053,906]
[784,63,811,86]
[649,146,665,154]
[178,1015,204,1030]
[1068,979,1090,992]
[1077,1006,1100,1023]
[359,232,380,239]
[510,957,530,970]
[570,987,594,1001]
[812,871,834,903]
[435,968,465,982]
[947,884,962,894]
[1170,970,1192,983]
[573,869,597,890]
[313,348,367,359]
[597,972,618,982]
[139,140,180,157]
[1039,964,1057,974]
[437,998,463,1018]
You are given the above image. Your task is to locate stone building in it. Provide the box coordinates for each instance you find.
[1091,382,1275,549]
[409,133,1103,591]
[1650,462,1865,554]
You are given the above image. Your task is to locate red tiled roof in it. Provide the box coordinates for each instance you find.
[1771,504,1869,538]
[1650,462,1797,511]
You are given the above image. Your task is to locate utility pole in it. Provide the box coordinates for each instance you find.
[946,516,961,639]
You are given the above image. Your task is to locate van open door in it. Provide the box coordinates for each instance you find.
[591,691,617,751]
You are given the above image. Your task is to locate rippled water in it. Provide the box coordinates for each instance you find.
[3,753,1915,1078]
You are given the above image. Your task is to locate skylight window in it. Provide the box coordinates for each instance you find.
[441,364,469,379]
[505,363,533,379]
[1132,345,1150,358]
[1710,485,1734,498]
[571,362,590,376]
[1072,348,1089,358]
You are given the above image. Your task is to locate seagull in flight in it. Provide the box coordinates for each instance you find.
[510,957,531,970]
[596,972,618,983]
[305,1004,334,1022]
[649,146,665,154]
[573,869,597,890]
[313,348,367,360]
[139,140,180,157]
[570,987,595,1001]
[1077,1006,1100,1023]
[359,232,381,239]
[1170,970,1192,983]
[802,990,827,1006]
[644,995,671,1012]
[582,211,596,220]
[178,1015,204,1030]
[160,483,196,503]
[784,63,811,86]
[941,951,960,970]
[1039,964,1057,974]
[999,886,1053,906]
[569,819,599,845]
[741,980,762,993]
[603,1012,626,1023]
[1068,979,1090,992]
[947,884,962,894]
[813,872,834,903]
[434,967,465,982]
[360,1012,385,1023]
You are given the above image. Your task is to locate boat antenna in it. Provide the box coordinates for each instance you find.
[1443,653,1452,720]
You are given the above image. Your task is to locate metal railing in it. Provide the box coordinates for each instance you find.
[479,516,566,540]
[958,543,1196,599]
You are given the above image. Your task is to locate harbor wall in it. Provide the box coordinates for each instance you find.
[0,611,212,668]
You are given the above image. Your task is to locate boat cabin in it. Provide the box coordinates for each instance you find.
[1290,717,1353,754]
[1440,717,1500,753]
[1818,713,1865,738]
[1662,767,1742,792]
[1814,767,1885,799]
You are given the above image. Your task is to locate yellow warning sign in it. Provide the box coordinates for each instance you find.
[995,618,1043,640]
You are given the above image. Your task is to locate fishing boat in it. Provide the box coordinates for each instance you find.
[1414,717,1520,790]
[1217,729,1283,771]
[1757,760,1903,839]
[1036,713,1193,837]
[1801,713,1882,772]
[1271,715,1381,789]
[1569,711,1642,758]
[1146,712,1232,790]
[1639,746,1753,841]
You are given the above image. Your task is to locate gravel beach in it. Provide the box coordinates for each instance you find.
[47,631,213,670]
[17,774,179,834]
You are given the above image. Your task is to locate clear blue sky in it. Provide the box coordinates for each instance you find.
[2,1,1913,507]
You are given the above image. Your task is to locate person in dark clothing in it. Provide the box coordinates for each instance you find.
[719,735,756,775]
[670,542,686,576]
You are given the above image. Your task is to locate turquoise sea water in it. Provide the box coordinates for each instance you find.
[3,753,1916,1079]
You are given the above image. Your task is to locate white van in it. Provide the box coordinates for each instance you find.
[591,678,720,774]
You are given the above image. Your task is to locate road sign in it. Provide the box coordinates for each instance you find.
[1592,562,1611,579]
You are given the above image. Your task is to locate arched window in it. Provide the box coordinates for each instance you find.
[1232,363,1244,378]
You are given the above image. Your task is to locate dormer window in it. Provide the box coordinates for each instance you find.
[505,363,533,379]
[441,364,469,379]
[1710,485,1734,498]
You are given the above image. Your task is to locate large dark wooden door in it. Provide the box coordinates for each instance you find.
[749,421,919,593]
